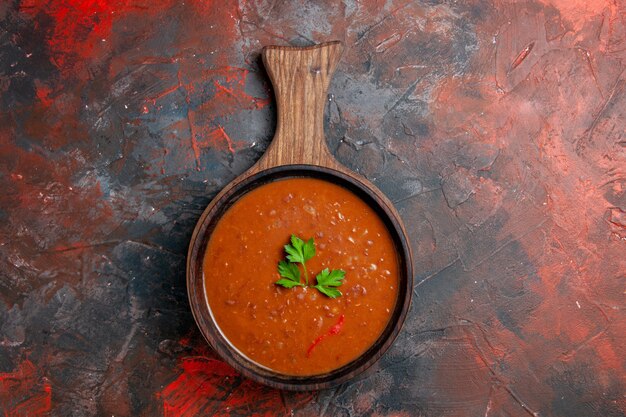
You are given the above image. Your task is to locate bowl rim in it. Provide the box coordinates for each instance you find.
[187,164,413,390]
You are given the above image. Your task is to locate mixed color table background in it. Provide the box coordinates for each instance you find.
[1,0,625,416]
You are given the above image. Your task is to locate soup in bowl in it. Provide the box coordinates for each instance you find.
[187,166,412,390]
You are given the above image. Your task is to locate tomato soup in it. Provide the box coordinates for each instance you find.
[203,178,399,376]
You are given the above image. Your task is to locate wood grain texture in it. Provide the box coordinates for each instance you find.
[185,41,414,390]
[256,41,343,169]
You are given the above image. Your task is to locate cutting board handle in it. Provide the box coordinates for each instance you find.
[256,41,343,170]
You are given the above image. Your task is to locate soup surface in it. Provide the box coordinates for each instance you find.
[203,177,399,376]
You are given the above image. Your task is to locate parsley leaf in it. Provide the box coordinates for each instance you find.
[284,235,315,264]
[314,268,346,299]
[284,235,315,285]
[275,278,303,288]
[276,260,303,288]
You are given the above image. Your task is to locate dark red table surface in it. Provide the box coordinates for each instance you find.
[1,0,625,416]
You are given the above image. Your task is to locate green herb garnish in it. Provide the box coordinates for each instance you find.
[276,234,346,298]
[284,235,315,285]
[313,268,346,298]
[276,260,303,288]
